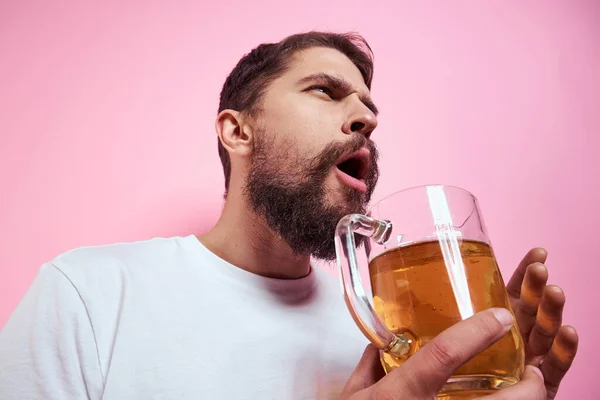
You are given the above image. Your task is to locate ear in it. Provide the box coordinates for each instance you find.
[216,109,253,157]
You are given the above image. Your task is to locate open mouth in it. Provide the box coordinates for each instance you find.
[334,148,370,193]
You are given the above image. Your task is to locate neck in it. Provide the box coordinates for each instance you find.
[198,191,312,280]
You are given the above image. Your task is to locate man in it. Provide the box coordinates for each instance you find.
[0,32,578,399]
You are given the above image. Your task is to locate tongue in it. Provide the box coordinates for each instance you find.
[335,167,367,192]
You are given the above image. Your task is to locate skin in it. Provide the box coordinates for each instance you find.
[200,47,377,279]
[199,47,578,398]
[342,309,548,400]
[506,249,579,399]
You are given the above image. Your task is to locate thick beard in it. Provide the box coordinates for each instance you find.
[244,133,379,261]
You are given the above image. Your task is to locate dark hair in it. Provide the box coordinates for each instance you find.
[217,31,375,195]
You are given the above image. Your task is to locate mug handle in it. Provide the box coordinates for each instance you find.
[335,214,413,358]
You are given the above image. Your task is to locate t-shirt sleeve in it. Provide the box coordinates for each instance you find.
[0,263,104,400]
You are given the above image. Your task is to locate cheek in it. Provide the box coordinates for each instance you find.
[295,102,340,143]
[267,96,339,150]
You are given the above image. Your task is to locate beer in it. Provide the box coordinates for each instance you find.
[368,239,525,398]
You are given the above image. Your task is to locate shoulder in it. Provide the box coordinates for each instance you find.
[47,235,202,304]
[51,235,194,278]
[54,236,189,267]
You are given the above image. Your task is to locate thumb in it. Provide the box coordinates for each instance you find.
[373,308,515,398]
[341,344,386,398]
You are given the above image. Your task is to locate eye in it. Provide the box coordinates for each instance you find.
[309,85,335,100]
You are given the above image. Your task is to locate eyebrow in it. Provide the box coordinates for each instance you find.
[297,72,379,115]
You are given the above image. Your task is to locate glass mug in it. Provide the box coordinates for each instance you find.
[335,185,525,399]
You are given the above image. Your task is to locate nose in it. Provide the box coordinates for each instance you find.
[342,99,378,138]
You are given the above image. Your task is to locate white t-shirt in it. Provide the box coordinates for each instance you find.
[0,235,369,399]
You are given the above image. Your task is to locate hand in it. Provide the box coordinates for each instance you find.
[341,308,547,400]
[506,248,579,399]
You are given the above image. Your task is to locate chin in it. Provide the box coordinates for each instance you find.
[329,195,365,218]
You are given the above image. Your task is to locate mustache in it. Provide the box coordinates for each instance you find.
[305,134,380,203]
[310,135,380,177]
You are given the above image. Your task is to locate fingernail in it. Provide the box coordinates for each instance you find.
[530,366,543,379]
[491,308,514,327]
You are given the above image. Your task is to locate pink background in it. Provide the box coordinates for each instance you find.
[1,1,597,398]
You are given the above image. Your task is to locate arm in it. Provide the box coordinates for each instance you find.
[0,263,104,400]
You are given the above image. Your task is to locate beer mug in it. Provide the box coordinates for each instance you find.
[335,185,525,399]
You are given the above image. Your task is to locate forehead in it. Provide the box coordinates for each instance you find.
[281,47,370,93]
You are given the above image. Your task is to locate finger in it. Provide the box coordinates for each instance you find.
[527,285,565,358]
[506,248,548,301]
[375,308,514,398]
[477,366,546,400]
[341,344,386,398]
[514,263,548,343]
[541,325,579,400]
